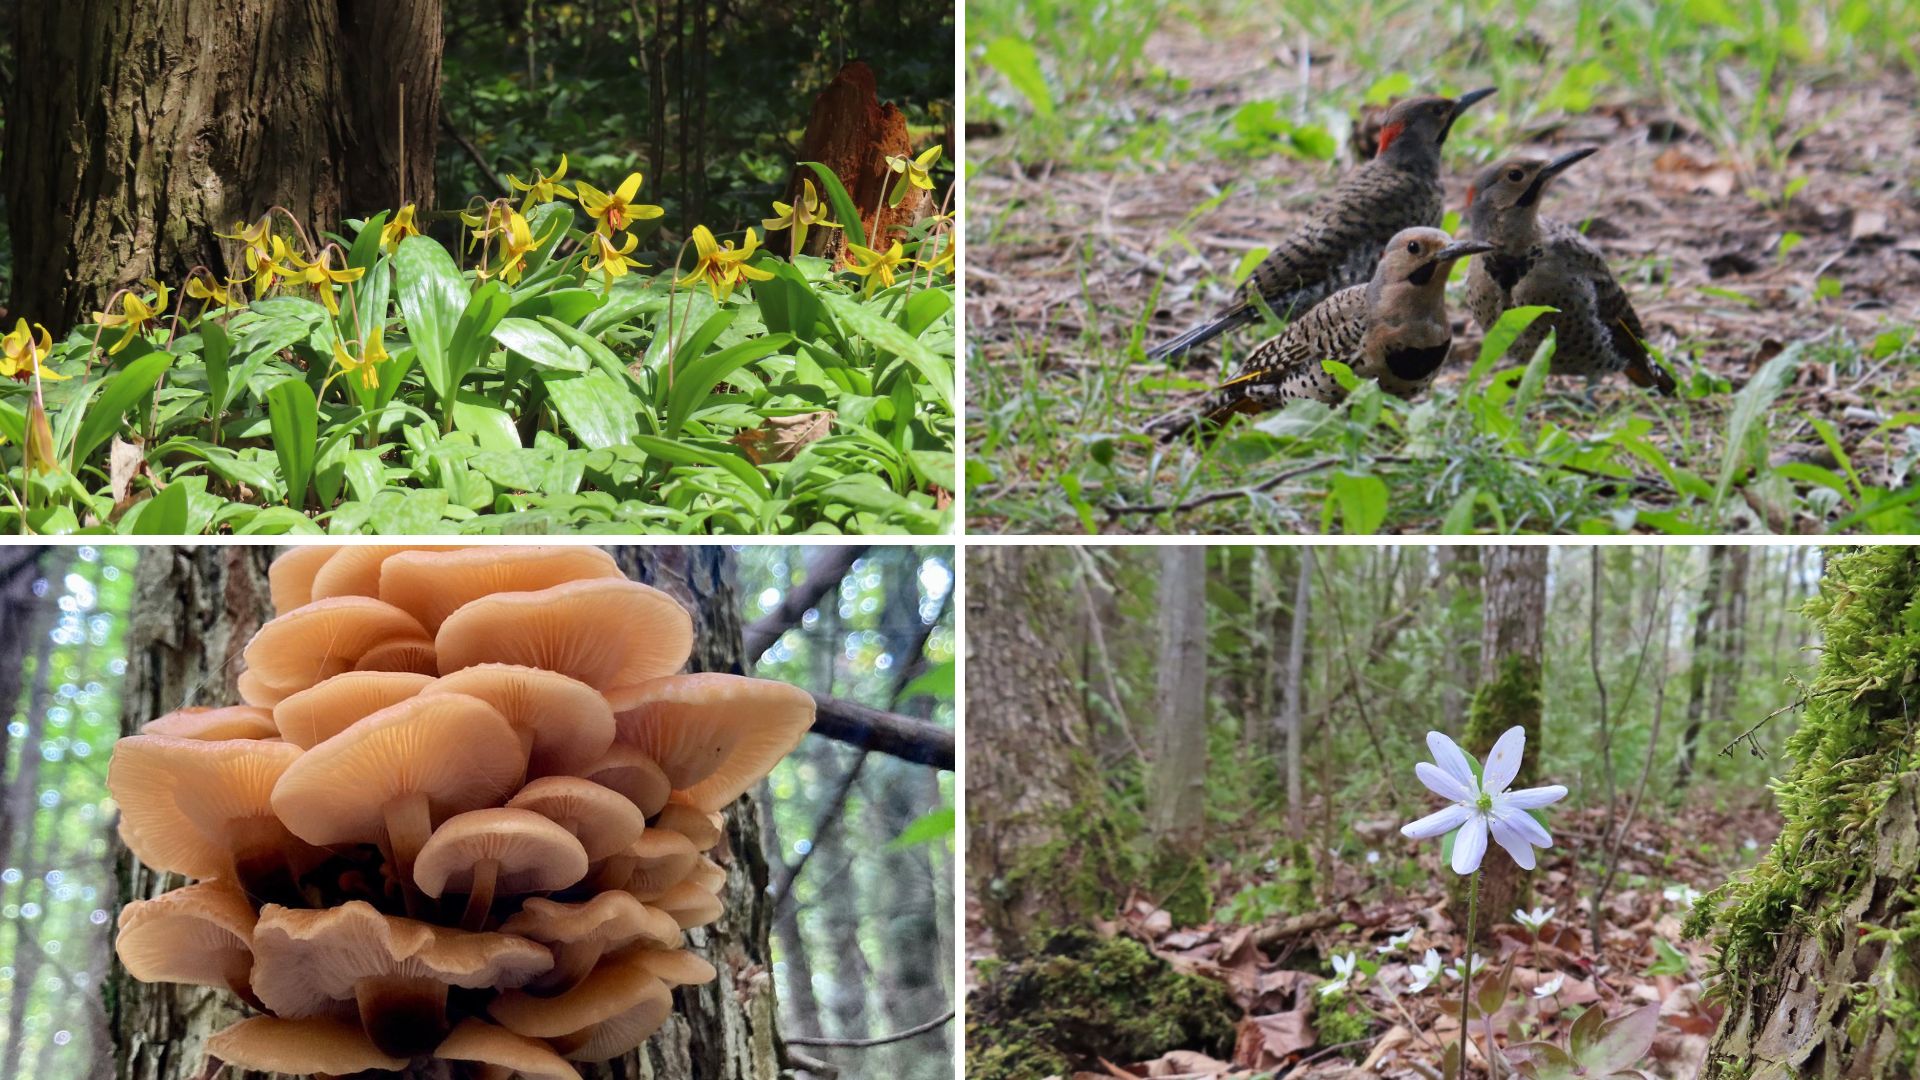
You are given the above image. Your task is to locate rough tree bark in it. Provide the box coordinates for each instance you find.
[1279,549,1310,838]
[5,0,443,330]
[1452,545,1547,937]
[786,62,930,263]
[108,545,786,1080]
[1147,547,1208,851]
[965,547,1108,954]
[1697,546,1920,1080]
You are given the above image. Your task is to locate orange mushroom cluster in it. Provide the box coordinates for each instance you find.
[109,545,817,1078]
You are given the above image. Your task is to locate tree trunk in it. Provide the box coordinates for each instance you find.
[786,61,929,263]
[5,0,443,330]
[1697,546,1920,1080]
[1708,545,1751,734]
[1147,547,1207,850]
[1279,549,1311,838]
[109,545,785,1080]
[965,547,1107,954]
[1454,545,1547,937]
[0,547,50,857]
[1676,546,1728,788]
[1438,546,1484,722]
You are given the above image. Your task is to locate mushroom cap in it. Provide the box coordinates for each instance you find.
[653,799,724,851]
[311,545,466,602]
[273,670,433,749]
[488,949,669,1038]
[206,1016,408,1074]
[426,665,616,778]
[629,947,718,987]
[252,901,552,1018]
[687,855,726,894]
[413,808,590,899]
[108,735,304,878]
[561,986,676,1062]
[436,578,692,695]
[582,745,672,817]
[507,777,646,860]
[268,545,342,615]
[240,596,432,706]
[500,892,681,953]
[380,546,627,633]
[652,879,724,929]
[609,674,815,811]
[354,638,440,676]
[617,830,700,898]
[139,705,278,741]
[114,881,257,991]
[436,1019,582,1080]
[269,693,525,848]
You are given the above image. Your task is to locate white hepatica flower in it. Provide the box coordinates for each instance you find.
[1319,951,1357,998]
[1407,948,1443,993]
[1663,884,1703,908]
[1534,973,1565,998]
[1401,726,1569,875]
[1514,905,1556,933]
[1376,929,1414,954]
[1366,849,1381,865]
[1444,953,1488,981]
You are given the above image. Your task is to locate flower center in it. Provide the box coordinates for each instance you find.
[1475,791,1494,813]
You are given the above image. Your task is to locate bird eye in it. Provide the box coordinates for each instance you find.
[1507,168,1524,182]
[1406,240,1421,253]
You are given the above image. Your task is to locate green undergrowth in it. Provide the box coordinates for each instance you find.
[967,928,1239,1080]
[1686,546,1920,1075]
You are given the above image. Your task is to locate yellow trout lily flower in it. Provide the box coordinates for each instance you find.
[763,178,841,253]
[507,156,576,213]
[93,279,171,354]
[460,201,511,250]
[0,320,64,382]
[885,144,943,205]
[918,237,955,277]
[272,248,365,315]
[492,210,555,284]
[379,205,421,253]
[576,173,664,235]
[676,226,774,302]
[845,241,908,293]
[185,272,231,310]
[330,330,388,392]
[584,230,647,289]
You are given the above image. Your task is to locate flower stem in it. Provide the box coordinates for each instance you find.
[1460,867,1485,1079]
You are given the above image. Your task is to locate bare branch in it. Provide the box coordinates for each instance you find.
[785,1009,955,1048]
[810,692,953,771]
[745,546,871,661]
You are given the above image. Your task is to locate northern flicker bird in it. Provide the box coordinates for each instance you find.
[1462,148,1675,394]
[1147,227,1493,439]
[1146,87,1495,363]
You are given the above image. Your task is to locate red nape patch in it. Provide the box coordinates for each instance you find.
[1465,184,1477,209]
[1376,120,1406,155]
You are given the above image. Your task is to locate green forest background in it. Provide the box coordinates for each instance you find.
[0,544,954,1079]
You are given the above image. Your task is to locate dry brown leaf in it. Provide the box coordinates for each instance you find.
[1651,148,1736,197]
[1233,1008,1316,1068]
[1142,1050,1233,1077]
[729,410,834,464]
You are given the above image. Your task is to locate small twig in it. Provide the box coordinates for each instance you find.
[1716,689,1846,758]
[1283,1034,1384,1076]
[784,1008,954,1048]
[1104,457,1341,517]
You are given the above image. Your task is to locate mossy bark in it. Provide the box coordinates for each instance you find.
[967,929,1239,1080]
[111,546,786,1080]
[1449,546,1545,940]
[1695,546,1920,1080]
[966,548,1126,954]
[4,0,443,331]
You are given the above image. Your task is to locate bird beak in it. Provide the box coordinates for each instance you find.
[1434,239,1496,263]
[1541,146,1598,181]
[1439,86,1496,142]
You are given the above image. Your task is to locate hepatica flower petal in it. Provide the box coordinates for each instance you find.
[1401,725,1567,875]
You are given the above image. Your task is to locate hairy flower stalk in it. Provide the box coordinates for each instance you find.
[1402,726,1567,1078]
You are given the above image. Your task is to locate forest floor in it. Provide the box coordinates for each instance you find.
[964,794,1782,1078]
[966,5,1920,533]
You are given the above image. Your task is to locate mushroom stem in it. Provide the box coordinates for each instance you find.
[460,858,500,931]
[382,792,433,915]
[228,816,304,908]
[594,852,636,891]
[355,974,449,1057]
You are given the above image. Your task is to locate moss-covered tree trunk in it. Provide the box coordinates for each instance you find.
[4,0,443,331]
[111,545,785,1080]
[1450,546,1546,938]
[1695,546,1920,1080]
[966,547,1112,955]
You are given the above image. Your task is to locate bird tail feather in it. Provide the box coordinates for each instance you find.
[1145,305,1252,362]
